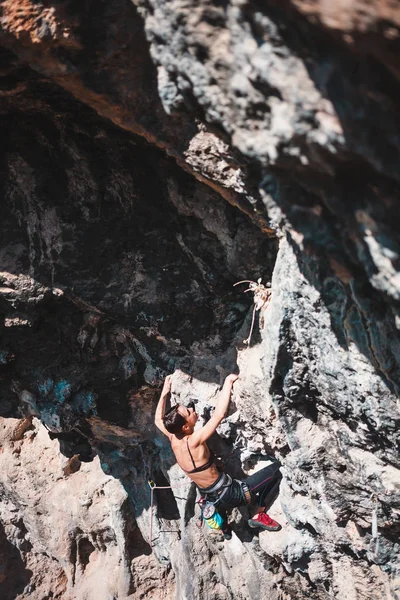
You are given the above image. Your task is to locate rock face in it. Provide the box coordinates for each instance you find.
[0,1,399,599]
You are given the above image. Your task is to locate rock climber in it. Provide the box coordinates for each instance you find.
[154,373,282,539]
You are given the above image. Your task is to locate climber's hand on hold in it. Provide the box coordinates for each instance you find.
[192,373,238,445]
[154,374,174,439]
[161,374,173,396]
[225,374,239,386]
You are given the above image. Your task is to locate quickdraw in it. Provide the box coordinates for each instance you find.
[148,479,193,547]
[233,279,272,345]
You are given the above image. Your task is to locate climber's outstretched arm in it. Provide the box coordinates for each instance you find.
[155,374,173,439]
[191,374,238,445]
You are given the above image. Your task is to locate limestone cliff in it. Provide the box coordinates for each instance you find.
[0,1,399,599]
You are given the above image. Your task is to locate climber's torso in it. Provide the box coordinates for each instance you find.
[171,435,220,488]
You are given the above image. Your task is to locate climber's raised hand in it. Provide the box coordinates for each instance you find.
[161,374,173,395]
[191,372,239,446]
[224,374,239,386]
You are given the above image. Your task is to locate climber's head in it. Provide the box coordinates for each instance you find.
[163,404,198,435]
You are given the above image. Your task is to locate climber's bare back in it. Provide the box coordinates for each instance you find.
[171,435,220,488]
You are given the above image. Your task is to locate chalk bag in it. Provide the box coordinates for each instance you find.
[201,502,224,530]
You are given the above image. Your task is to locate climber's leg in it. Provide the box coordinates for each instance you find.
[244,461,282,531]
[244,461,281,507]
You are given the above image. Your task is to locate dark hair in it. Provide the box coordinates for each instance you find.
[163,405,186,434]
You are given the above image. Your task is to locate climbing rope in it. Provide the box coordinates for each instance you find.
[148,479,193,548]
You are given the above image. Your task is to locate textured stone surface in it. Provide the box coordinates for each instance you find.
[0,1,399,599]
[0,0,272,232]
[0,417,172,599]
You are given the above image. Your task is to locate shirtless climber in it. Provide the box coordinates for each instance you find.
[154,373,282,539]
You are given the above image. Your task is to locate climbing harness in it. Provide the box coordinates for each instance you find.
[199,472,232,496]
[196,473,233,531]
[147,470,235,544]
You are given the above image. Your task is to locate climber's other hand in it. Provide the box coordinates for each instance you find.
[225,374,239,386]
[162,374,173,394]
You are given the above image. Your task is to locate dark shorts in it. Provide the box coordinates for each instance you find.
[198,461,282,513]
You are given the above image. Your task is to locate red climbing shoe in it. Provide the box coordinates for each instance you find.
[248,512,282,531]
